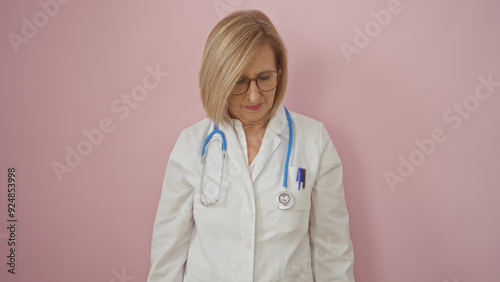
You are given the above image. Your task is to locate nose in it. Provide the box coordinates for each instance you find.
[247,81,261,104]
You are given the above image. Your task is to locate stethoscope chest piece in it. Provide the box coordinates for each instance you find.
[275,190,294,210]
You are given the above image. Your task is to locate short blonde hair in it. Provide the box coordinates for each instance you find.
[199,10,288,125]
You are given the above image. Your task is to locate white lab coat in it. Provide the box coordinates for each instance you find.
[148,106,354,282]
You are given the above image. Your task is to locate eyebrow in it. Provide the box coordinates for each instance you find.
[240,69,276,77]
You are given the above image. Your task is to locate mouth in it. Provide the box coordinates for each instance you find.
[244,103,263,111]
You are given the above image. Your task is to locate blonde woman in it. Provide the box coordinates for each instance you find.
[147,10,354,282]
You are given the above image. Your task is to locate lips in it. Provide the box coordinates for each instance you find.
[244,103,263,111]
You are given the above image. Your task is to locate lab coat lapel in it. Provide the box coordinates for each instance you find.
[251,106,289,182]
[218,121,255,200]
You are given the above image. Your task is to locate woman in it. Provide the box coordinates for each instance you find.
[148,10,354,282]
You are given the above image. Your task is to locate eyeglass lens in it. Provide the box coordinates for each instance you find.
[232,71,278,95]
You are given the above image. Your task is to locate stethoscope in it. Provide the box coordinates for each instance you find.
[200,106,295,210]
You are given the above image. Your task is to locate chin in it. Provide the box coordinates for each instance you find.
[246,110,271,121]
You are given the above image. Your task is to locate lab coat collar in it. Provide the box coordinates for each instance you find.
[228,105,289,140]
[205,105,290,184]
[266,105,289,140]
[226,105,289,182]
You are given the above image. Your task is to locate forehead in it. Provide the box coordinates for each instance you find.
[241,44,276,76]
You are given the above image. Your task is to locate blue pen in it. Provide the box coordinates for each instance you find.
[297,167,302,191]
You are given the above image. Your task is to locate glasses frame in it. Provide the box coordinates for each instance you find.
[231,70,280,95]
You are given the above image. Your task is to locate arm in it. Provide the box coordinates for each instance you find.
[147,131,194,282]
[310,125,355,281]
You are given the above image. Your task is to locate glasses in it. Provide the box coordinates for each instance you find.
[231,71,279,95]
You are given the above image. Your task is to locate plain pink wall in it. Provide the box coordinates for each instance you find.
[1,0,499,281]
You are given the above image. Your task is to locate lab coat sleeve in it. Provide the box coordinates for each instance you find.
[147,130,194,282]
[309,125,355,281]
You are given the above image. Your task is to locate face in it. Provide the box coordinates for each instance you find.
[227,43,277,125]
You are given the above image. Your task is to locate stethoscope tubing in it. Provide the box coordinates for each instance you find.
[200,106,293,207]
[282,107,293,189]
[202,125,227,157]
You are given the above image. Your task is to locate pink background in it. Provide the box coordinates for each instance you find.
[1,0,499,281]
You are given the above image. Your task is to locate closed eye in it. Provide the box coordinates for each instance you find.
[236,78,247,84]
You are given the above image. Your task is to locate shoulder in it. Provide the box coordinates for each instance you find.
[287,109,327,135]
[286,109,335,152]
[170,118,211,157]
[178,118,212,140]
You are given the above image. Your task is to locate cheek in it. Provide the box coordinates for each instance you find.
[227,95,240,111]
[266,91,277,105]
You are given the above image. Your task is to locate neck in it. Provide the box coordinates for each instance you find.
[229,110,271,133]
[241,119,269,134]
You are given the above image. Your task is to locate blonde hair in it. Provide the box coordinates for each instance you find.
[199,10,288,125]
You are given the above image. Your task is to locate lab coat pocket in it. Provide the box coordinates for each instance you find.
[277,166,311,235]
